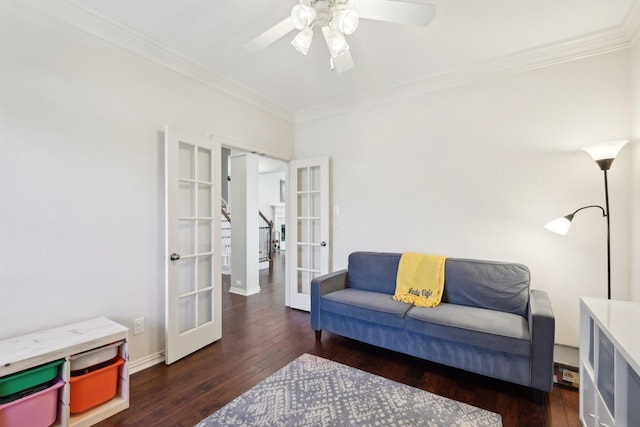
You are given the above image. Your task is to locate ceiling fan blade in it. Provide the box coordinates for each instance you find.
[332,51,355,73]
[244,18,296,53]
[353,0,436,26]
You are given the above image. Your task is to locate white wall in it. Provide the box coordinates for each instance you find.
[295,50,632,347]
[0,1,294,364]
[259,171,286,222]
[631,38,640,303]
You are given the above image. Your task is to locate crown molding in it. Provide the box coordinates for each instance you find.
[296,23,636,123]
[17,0,640,126]
[624,0,640,44]
[17,0,295,123]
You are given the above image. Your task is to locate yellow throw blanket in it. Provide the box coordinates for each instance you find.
[393,252,446,307]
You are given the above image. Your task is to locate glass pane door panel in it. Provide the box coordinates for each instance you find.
[198,291,212,326]
[310,166,321,191]
[310,219,321,243]
[197,148,211,182]
[198,256,212,290]
[179,220,195,255]
[297,270,310,294]
[311,247,321,270]
[198,184,212,217]
[298,219,309,243]
[297,193,309,217]
[179,295,196,333]
[297,167,309,191]
[310,192,320,217]
[179,258,196,294]
[179,142,195,180]
[179,182,195,217]
[198,220,212,253]
[297,245,309,268]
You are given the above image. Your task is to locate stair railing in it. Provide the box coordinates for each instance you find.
[221,207,232,271]
[258,211,274,270]
[221,207,274,271]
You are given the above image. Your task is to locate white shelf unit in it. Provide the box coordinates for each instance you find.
[579,297,640,427]
[0,317,129,427]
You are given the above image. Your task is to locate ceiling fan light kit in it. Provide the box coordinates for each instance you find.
[291,4,317,30]
[291,27,314,55]
[290,0,358,69]
[333,9,359,34]
[247,0,436,73]
[324,27,350,58]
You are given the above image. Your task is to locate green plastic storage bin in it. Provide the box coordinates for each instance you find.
[0,360,64,398]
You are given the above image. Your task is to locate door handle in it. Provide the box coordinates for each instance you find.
[320,241,327,247]
[170,253,181,261]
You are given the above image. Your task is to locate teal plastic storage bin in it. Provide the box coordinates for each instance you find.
[0,360,64,398]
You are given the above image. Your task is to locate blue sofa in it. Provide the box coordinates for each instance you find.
[310,252,555,397]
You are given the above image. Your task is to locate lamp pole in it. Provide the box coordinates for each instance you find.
[582,140,629,299]
[594,157,615,299]
[602,167,611,300]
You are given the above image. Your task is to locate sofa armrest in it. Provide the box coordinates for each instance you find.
[528,289,555,392]
[310,269,348,330]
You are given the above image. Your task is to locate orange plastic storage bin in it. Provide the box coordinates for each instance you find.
[0,378,64,427]
[69,357,124,414]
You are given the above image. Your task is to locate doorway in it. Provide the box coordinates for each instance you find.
[221,147,288,299]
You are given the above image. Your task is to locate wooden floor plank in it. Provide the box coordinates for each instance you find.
[96,254,579,427]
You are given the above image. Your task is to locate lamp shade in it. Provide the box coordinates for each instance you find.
[291,5,316,30]
[333,9,359,35]
[544,215,573,235]
[291,28,314,55]
[326,29,349,58]
[582,140,629,161]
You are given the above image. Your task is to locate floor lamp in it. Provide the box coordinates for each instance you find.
[544,140,628,300]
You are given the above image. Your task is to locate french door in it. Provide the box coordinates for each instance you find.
[164,126,222,364]
[287,157,330,311]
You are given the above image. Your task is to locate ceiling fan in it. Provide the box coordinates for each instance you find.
[245,0,436,72]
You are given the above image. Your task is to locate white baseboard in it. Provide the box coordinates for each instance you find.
[128,351,165,374]
[229,286,261,296]
[554,344,579,367]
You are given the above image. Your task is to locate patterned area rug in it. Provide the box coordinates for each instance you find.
[196,353,502,426]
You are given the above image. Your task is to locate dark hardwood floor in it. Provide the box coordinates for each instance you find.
[97,254,579,427]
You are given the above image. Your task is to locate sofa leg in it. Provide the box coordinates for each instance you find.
[532,389,545,405]
[315,330,322,341]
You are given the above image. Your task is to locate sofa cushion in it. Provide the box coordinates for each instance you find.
[405,303,531,357]
[321,288,412,328]
[444,258,530,318]
[347,252,402,295]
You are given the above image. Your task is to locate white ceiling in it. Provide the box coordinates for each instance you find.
[49,0,640,116]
